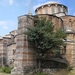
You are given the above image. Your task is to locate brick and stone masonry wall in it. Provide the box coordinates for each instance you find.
[61,16,75,67]
[0,43,4,67]
[65,43,75,67]
[0,40,7,67]
[37,14,63,29]
[7,43,16,67]
[10,14,66,75]
[61,16,75,29]
[11,14,64,75]
[11,15,36,75]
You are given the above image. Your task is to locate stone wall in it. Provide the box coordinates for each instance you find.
[71,43,75,67]
[0,43,4,67]
[0,39,7,67]
[61,16,75,32]
[36,14,63,29]
[7,43,16,67]
[11,15,36,75]
[61,15,75,67]
[11,14,64,75]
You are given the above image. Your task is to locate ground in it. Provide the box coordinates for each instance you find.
[0,69,75,75]
[0,73,11,75]
[51,69,75,75]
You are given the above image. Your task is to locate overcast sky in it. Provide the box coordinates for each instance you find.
[0,0,75,35]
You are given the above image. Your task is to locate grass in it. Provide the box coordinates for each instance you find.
[50,69,75,75]
[0,69,75,75]
[0,67,12,75]
[0,73,11,75]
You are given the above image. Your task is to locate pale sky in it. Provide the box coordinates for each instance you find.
[0,0,75,35]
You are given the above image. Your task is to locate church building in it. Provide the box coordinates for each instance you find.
[0,1,75,75]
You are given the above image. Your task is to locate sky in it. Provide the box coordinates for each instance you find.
[0,0,75,36]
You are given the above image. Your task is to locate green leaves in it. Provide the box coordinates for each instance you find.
[25,17,66,58]
[55,28,67,39]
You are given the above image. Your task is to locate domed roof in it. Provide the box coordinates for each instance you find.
[35,1,60,10]
[42,1,60,6]
[35,1,67,14]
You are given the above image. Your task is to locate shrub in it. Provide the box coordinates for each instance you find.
[0,67,3,72]
[2,66,12,73]
[67,65,73,71]
[36,72,47,75]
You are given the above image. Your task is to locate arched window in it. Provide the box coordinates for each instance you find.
[45,8,48,14]
[13,49,16,55]
[50,6,52,14]
[55,5,58,13]
[40,9,42,14]
[63,7,65,13]
[58,6,61,12]
[60,46,66,55]
[65,8,68,14]
[51,6,54,14]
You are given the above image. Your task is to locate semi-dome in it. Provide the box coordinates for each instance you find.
[35,1,68,17]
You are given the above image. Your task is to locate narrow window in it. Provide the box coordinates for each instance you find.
[60,46,66,55]
[64,46,66,54]
[45,8,48,14]
[13,49,15,55]
[40,9,42,14]
[63,7,65,13]
[58,6,61,12]
[50,6,52,14]
[69,19,72,27]
[51,6,54,14]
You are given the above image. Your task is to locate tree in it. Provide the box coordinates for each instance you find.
[25,17,66,71]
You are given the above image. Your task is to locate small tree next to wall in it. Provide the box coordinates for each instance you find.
[25,17,67,72]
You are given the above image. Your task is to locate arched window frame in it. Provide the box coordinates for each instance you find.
[58,6,61,12]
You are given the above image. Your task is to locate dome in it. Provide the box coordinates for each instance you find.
[42,1,60,5]
[35,1,60,9]
[35,1,68,17]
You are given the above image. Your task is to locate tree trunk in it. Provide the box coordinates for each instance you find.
[38,59,41,73]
